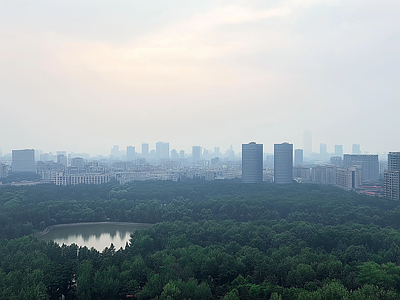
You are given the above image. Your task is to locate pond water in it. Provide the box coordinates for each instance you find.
[36,222,152,251]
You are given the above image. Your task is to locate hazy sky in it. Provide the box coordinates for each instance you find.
[1,0,399,156]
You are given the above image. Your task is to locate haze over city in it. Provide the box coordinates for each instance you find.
[1,0,400,155]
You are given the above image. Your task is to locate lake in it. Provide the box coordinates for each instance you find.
[36,222,152,251]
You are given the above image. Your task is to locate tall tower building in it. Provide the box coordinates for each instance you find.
[303,131,312,158]
[320,143,327,161]
[156,142,170,159]
[242,142,263,183]
[111,145,120,159]
[141,143,149,160]
[334,145,343,157]
[12,149,35,172]
[294,149,303,166]
[352,144,361,154]
[274,143,293,184]
[127,146,136,161]
[384,152,400,200]
[192,146,201,163]
[57,155,68,167]
[170,149,179,160]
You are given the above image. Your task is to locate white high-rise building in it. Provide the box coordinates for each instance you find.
[384,152,400,200]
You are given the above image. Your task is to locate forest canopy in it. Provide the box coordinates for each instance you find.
[1,180,400,299]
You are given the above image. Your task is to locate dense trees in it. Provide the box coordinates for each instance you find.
[1,181,400,299]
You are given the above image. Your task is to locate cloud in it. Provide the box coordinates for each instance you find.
[35,5,291,98]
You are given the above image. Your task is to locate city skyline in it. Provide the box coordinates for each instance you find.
[1,1,400,155]
[0,140,392,159]
[0,138,393,159]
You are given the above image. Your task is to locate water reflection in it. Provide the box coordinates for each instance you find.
[37,222,151,251]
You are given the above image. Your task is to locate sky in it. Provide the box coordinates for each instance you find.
[1,0,400,156]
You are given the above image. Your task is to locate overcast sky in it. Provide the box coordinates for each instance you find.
[1,0,399,156]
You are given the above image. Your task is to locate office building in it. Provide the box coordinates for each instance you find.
[384,152,400,200]
[179,150,185,159]
[192,146,201,163]
[274,143,293,184]
[330,156,342,167]
[156,142,170,159]
[12,149,35,172]
[303,131,312,158]
[320,143,327,161]
[242,142,263,183]
[171,149,179,160]
[343,154,379,182]
[334,145,343,157]
[57,155,68,167]
[265,155,274,166]
[294,149,303,166]
[352,144,361,154]
[0,164,8,178]
[127,146,136,161]
[71,157,85,169]
[111,145,120,160]
[142,143,149,159]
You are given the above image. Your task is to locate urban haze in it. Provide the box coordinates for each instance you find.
[1,0,400,155]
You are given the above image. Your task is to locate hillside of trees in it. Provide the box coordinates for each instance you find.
[1,180,400,299]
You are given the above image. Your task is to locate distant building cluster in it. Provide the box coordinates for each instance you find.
[0,132,399,200]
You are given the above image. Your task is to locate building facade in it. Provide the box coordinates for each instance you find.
[12,149,35,172]
[127,146,136,161]
[274,143,293,184]
[242,142,263,183]
[384,152,400,200]
[343,154,379,182]
[192,146,201,163]
[294,149,303,166]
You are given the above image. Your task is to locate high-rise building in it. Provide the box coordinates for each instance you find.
[127,146,136,161]
[384,152,400,200]
[57,155,68,167]
[320,143,327,161]
[293,166,310,182]
[343,154,379,182]
[242,142,263,183]
[352,144,361,154]
[12,149,35,172]
[171,149,179,160]
[330,156,342,166]
[214,147,221,157]
[192,146,201,163]
[111,145,120,159]
[71,157,85,169]
[274,143,293,184]
[303,131,312,158]
[334,145,343,157]
[142,143,149,159]
[294,149,303,166]
[179,150,185,159]
[311,165,336,184]
[335,166,362,191]
[156,142,170,159]
[0,164,8,178]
